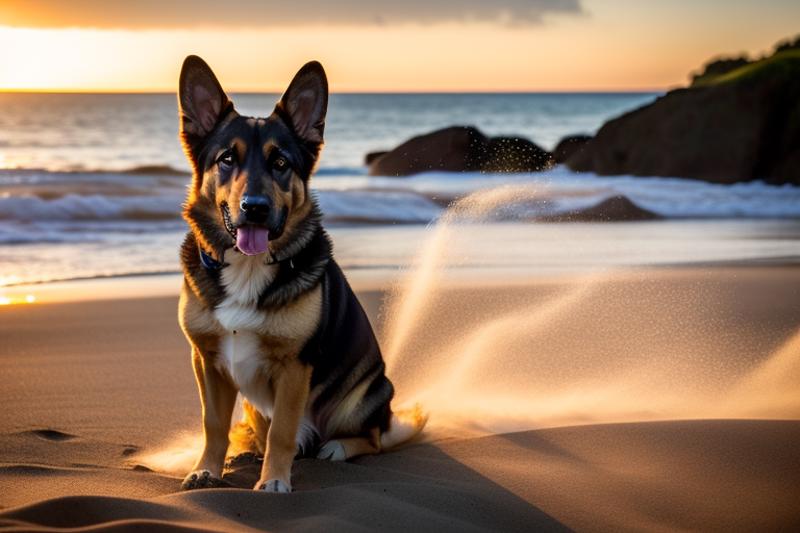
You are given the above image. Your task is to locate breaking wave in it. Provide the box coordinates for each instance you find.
[1,167,799,238]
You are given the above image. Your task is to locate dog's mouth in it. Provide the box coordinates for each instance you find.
[221,202,237,239]
[220,202,270,256]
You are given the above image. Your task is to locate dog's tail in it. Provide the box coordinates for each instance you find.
[380,403,428,450]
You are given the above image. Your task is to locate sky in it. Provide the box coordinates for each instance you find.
[0,0,798,92]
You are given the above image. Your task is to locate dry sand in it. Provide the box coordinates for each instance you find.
[0,267,799,531]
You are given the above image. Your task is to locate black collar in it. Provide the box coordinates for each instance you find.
[199,247,224,270]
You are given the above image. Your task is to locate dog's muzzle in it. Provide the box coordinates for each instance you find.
[220,200,272,256]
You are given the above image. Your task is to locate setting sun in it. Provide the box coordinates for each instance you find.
[2,1,800,92]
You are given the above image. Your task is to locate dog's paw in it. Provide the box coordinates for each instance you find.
[316,440,346,461]
[181,470,227,490]
[255,478,291,493]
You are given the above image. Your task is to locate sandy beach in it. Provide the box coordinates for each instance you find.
[1,266,798,531]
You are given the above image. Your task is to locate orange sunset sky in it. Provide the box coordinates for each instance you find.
[0,0,798,92]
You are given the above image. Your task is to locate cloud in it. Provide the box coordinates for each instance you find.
[0,0,584,29]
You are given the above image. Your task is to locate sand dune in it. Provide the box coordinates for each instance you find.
[1,268,799,531]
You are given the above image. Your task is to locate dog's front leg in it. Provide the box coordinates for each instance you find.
[255,358,311,492]
[182,347,237,490]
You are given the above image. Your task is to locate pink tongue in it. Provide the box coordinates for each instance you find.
[236,225,269,256]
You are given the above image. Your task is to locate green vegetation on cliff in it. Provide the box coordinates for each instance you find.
[693,49,800,87]
[691,34,800,87]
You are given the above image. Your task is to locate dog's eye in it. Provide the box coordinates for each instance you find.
[273,156,288,171]
[217,150,236,168]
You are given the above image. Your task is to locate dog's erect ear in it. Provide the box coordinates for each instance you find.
[277,61,328,144]
[179,55,230,138]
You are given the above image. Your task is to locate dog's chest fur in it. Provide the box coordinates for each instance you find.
[209,250,321,418]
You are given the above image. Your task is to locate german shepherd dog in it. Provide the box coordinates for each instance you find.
[176,56,425,493]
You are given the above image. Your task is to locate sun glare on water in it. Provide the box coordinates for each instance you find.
[0,294,36,306]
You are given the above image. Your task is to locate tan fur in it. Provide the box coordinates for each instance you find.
[261,139,275,159]
[258,359,312,488]
[178,58,426,493]
[180,256,322,490]
[181,265,321,342]
[289,173,306,211]
[187,346,237,478]
[229,399,270,456]
[338,428,382,458]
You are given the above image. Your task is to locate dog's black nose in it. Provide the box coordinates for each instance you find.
[240,195,271,224]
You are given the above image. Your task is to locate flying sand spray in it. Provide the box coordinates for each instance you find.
[139,185,800,472]
[383,185,800,436]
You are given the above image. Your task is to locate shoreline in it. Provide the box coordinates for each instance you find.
[3,218,800,295]
[1,258,798,306]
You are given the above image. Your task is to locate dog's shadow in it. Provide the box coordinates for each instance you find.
[215,441,569,532]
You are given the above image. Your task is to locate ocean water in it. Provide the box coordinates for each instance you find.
[0,92,798,286]
[0,92,658,172]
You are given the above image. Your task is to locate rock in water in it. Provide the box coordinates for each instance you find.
[367,126,553,176]
[540,195,661,222]
[364,151,388,166]
[368,126,488,176]
[482,137,553,173]
[567,51,800,185]
[553,134,592,164]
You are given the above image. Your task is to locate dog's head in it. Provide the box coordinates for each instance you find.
[179,55,327,259]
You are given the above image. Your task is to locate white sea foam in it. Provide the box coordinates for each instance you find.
[315,166,800,220]
[2,167,799,229]
[318,189,442,223]
[0,193,184,222]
